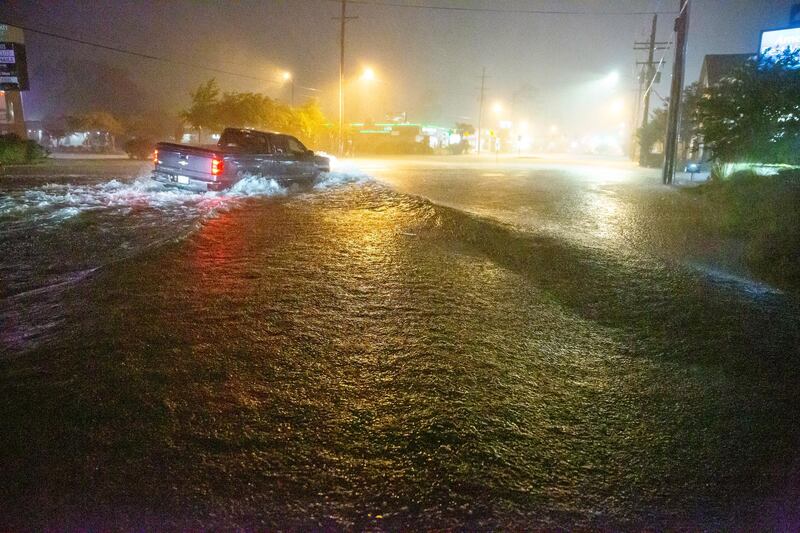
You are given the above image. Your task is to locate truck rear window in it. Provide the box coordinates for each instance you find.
[219,130,269,153]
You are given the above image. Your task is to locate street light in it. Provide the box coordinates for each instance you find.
[359,67,389,121]
[602,70,620,88]
[492,101,503,115]
[609,98,624,115]
[360,67,376,82]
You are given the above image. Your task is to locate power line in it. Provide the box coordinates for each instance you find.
[0,19,287,86]
[636,13,660,166]
[326,0,678,16]
[639,0,690,106]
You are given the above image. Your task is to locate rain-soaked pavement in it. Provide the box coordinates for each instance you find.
[1,156,799,529]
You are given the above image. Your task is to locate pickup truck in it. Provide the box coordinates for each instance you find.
[152,128,331,191]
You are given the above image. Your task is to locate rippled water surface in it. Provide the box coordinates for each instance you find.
[1,159,799,529]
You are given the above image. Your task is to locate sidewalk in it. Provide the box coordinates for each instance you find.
[673,170,711,186]
[50,152,129,160]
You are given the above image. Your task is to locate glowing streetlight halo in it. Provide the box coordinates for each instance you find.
[602,70,620,88]
[360,67,376,82]
[609,97,625,115]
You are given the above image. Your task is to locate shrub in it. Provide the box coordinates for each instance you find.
[25,139,48,161]
[123,137,155,160]
[695,169,800,286]
[0,134,48,164]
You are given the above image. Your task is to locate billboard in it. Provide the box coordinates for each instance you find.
[0,42,29,90]
[760,26,800,57]
[0,24,27,91]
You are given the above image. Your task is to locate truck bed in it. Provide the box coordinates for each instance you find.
[152,142,238,191]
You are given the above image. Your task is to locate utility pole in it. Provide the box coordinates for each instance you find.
[477,67,488,156]
[638,14,657,165]
[662,0,690,185]
[634,14,669,165]
[334,0,357,156]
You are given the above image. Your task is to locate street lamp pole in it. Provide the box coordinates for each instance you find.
[335,0,356,155]
[339,0,346,154]
[477,67,487,156]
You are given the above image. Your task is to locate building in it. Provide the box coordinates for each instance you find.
[0,91,25,136]
[349,121,461,155]
[698,53,754,88]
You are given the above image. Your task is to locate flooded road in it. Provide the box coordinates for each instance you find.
[1,157,799,529]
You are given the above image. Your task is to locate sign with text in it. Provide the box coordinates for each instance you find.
[760,27,800,57]
[0,24,24,43]
[0,42,28,90]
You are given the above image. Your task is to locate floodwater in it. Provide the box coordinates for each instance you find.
[1,157,799,529]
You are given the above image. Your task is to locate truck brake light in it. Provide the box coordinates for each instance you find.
[152,149,158,164]
[211,157,223,176]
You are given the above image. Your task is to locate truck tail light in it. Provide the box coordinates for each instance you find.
[152,149,158,164]
[211,157,223,176]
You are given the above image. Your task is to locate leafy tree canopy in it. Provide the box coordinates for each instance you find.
[697,49,800,165]
[181,79,329,146]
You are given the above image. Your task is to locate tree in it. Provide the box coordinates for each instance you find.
[124,110,182,142]
[637,83,703,166]
[696,49,800,165]
[679,82,704,160]
[455,122,475,136]
[180,78,222,142]
[61,111,124,151]
[637,105,668,159]
[81,111,124,136]
[180,79,329,148]
[292,99,327,146]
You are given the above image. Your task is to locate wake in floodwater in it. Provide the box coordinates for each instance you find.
[686,262,783,297]
[314,160,372,189]
[0,168,370,296]
[0,167,372,352]
[0,167,370,227]
[0,177,223,230]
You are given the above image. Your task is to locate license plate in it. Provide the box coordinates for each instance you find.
[177,175,190,184]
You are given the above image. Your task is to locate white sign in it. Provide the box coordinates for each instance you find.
[0,24,24,44]
[760,27,800,56]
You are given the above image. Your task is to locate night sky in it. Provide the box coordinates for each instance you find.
[3,0,796,130]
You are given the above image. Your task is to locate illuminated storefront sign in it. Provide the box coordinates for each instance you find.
[760,27,800,57]
[0,24,27,91]
[0,43,29,90]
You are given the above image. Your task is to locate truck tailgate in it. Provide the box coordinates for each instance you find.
[155,143,221,180]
